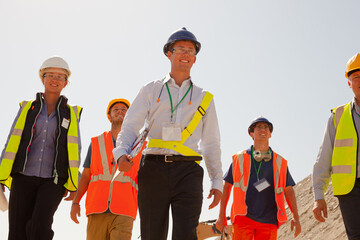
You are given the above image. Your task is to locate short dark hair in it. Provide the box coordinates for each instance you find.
[348,69,360,78]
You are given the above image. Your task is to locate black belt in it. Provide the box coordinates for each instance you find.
[144,154,202,162]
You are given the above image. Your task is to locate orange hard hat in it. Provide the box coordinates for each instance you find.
[106,98,130,118]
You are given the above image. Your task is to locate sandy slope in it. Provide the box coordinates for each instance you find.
[277,175,347,240]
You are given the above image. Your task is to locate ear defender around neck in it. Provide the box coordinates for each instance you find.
[253,150,272,162]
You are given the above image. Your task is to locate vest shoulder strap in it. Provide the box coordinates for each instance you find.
[235,150,247,176]
[20,100,31,108]
[233,150,249,191]
[68,105,82,120]
[97,132,112,176]
[273,152,287,194]
[332,103,351,130]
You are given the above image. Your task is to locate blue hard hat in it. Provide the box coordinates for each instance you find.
[163,27,201,56]
[248,116,273,134]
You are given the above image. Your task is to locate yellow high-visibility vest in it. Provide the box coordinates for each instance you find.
[331,102,358,195]
[0,100,81,191]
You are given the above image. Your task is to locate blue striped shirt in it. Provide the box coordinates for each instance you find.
[23,101,57,178]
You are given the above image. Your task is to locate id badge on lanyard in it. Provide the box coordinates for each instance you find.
[162,123,181,141]
[253,178,270,192]
[252,157,270,192]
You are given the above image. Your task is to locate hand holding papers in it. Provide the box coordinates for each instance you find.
[112,121,152,181]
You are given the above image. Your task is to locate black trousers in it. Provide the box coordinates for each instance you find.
[337,178,360,240]
[8,173,65,240]
[138,159,203,240]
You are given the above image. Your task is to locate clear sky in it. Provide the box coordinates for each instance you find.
[1,0,360,239]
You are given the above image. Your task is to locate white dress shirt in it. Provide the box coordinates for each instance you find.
[113,74,223,191]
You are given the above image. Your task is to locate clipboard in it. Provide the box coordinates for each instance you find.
[112,120,153,182]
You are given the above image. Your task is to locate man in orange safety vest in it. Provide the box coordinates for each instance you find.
[70,98,144,240]
[215,116,301,240]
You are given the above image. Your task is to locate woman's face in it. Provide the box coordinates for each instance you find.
[42,68,68,94]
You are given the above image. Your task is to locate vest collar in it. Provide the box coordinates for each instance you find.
[35,92,68,107]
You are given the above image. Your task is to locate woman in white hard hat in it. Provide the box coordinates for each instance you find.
[0,56,82,240]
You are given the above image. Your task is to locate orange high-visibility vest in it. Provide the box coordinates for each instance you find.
[231,150,288,226]
[85,131,145,219]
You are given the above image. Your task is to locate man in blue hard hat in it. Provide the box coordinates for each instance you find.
[216,117,301,240]
[113,27,223,240]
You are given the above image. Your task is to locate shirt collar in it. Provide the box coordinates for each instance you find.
[246,146,253,155]
[163,73,192,88]
[351,98,360,114]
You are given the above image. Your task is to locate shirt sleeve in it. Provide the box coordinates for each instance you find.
[0,105,22,165]
[312,114,335,200]
[83,143,92,168]
[199,98,223,192]
[285,166,295,187]
[113,86,150,161]
[223,163,234,185]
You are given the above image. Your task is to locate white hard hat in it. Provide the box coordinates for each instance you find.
[39,56,71,79]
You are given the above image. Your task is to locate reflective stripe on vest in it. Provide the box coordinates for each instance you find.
[63,105,81,191]
[331,103,357,195]
[0,101,81,191]
[231,151,288,226]
[232,150,249,218]
[86,131,143,218]
[0,101,31,188]
[147,91,213,158]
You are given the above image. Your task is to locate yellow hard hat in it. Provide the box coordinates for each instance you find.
[106,98,130,118]
[345,53,360,78]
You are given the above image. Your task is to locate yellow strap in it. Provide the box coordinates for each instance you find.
[148,139,200,156]
[181,92,213,142]
[148,91,213,156]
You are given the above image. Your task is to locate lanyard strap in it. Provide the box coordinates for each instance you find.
[253,159,263,181]
[165,82,192,120]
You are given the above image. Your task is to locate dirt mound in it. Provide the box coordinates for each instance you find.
[277,175,347,240]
